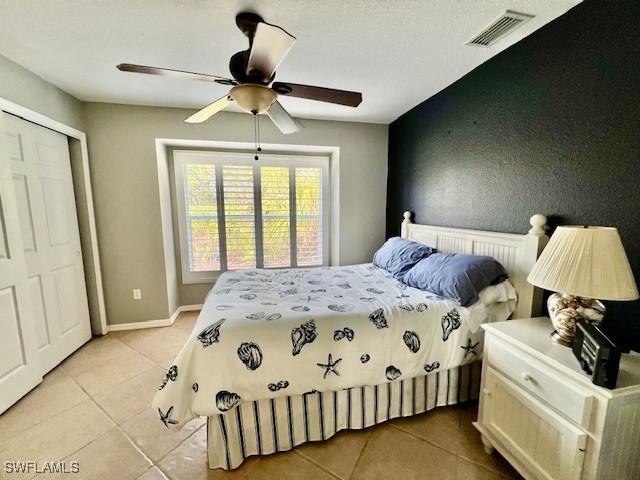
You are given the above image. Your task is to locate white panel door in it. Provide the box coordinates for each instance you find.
[4,113,91,375]
[0,115,42,414]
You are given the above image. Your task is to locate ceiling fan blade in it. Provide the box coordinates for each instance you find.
[272,82,362,107]
[267,101,303,134]
[117,63,236,86]
[246,22,296,80]
[185,95,231,123]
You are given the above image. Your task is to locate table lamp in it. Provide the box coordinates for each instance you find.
[527,226,639,346]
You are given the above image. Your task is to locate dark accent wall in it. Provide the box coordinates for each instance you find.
[386,0,640,348]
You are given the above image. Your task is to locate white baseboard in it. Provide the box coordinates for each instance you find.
[106,304,203,332]
[180,304,203,311]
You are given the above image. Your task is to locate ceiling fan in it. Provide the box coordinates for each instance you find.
[117,12,363,135]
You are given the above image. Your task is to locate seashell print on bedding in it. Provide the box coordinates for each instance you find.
[403,331,420,353]
[385,365,402,381]
[152,263,500,428]
[280,288,298,297]
[215,390,242,412]
[328,304,355,313]
[267,380,289,392]
[398,303,414,311]
[291,319,318,356]
[460,338,479,358]
[215,305,235,311]
[424,361,440,373]
[237,342,263,370]
[368,308,388,329]
[197,318,226,347]
[291,305,310,312]
[441,309,461,341]
[317,353,342,378]
[158,406,178,427]
[333,327,355,342]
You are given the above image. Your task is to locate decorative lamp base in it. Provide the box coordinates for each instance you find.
[547,293,605,347]
[550,330,574,346]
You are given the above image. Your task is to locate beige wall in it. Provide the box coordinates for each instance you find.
[83,102,388,325]
[0,54,84,130]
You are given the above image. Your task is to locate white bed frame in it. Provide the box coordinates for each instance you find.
[401,211,549,319]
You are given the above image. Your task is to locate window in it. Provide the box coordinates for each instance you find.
[174,151,329,283]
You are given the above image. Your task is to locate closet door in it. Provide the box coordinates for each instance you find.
[4,114,91,375]
[0,115,42,414]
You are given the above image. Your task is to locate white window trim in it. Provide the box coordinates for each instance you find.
[173,150,330,284]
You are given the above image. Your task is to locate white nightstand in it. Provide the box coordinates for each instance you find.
[474,317,640,480]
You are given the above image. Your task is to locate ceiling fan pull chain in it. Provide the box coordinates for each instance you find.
[254,112,262,160]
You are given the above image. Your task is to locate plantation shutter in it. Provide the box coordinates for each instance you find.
[221,165,256,270]
[175,151,329,282]
[261,166,291,268]
[182,163,221,272]
[295,167,323,266]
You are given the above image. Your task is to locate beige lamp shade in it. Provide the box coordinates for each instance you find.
[527,226,639,301]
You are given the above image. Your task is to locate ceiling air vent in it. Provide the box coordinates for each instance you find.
[467,10,534,47]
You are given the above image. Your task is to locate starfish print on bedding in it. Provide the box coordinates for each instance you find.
[461,338,480,358]
[158,406,178,428]
[317,354,342,379]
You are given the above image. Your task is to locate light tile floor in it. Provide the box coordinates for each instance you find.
[0,312,522,479]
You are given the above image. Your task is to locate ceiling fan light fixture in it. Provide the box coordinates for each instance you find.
[229,84,277,114]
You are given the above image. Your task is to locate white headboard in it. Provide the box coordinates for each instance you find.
[401,212,549,319]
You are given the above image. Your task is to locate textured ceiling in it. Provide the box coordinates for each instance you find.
[0,0,581,123]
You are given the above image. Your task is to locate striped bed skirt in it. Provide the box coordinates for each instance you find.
[206,361,481,470]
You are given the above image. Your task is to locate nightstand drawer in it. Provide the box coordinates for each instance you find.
[487,338,595,428]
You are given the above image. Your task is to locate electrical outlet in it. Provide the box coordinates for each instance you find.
[133,289,142,300]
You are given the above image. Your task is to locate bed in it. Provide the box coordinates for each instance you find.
[153,212,549,470]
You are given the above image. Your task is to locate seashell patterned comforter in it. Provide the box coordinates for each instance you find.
[153,263,516,427]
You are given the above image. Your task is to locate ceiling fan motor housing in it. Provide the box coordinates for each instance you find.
[229,84,277,114]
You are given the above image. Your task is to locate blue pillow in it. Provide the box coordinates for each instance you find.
[373,237,436,280]
[404,253,508,307]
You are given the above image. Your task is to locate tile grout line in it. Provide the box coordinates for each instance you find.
[104,314,204,478]
[60,358,162,475]
[108,322,192,371]
[103,334,169,371]
[151,421,206,467]
[68,325,203,479]
[59,336,163,397]
[346,431,374,480]
[0,371,89,440]
[291,449,344,480]
[387,418,518,478]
